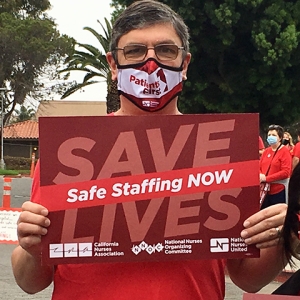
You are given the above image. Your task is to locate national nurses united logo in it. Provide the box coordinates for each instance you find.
[210,238,229,253]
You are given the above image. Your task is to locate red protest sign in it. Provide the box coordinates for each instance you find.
[39,114,260,265]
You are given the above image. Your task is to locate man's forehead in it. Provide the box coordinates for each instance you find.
[117,24,181,46]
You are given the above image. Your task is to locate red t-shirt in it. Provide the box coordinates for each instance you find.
[259,146,291,194]
[31,162,226,300]
[259,136,265,150]
[293,142,300,158]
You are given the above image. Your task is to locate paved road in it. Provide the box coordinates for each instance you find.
[0,177,32,208]
[0,177,284,299]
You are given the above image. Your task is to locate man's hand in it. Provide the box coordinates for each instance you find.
[17,201,50,257]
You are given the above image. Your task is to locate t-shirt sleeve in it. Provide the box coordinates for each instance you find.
[293,143,300,158]
[30,160,41,204]
[259,136,265,150]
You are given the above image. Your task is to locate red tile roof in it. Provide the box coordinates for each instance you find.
[3,120,38,139]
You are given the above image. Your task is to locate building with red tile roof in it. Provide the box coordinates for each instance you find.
[2,100,107,159]
[3,120,38,159]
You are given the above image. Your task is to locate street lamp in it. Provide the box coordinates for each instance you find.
[0,88,6,169]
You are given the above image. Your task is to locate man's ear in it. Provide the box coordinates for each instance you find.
[182,52,191,81]
[106,52,118,81]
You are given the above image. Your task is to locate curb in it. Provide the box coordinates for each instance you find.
[2,174,30,178]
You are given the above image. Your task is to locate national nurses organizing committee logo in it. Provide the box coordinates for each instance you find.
[49,243,93,258]
[131,241,164,255]
[210,238,229,253]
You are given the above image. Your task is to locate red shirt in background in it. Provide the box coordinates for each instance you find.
[293,142,300,158]
[259,146,291,195]
[259,136,265,151]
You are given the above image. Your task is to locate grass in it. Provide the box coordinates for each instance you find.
[0,169,30,176]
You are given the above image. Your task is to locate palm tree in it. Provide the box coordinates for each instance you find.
[60,18,120,113]
[12,105,36,123]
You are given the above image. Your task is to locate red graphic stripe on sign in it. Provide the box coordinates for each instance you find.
[40,160,259,212]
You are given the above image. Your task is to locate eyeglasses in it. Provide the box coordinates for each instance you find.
[114,44,185,61]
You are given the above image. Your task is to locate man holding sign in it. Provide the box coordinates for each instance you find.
[11,1,288,299]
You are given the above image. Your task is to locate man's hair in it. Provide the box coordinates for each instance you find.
[110,0,190,57]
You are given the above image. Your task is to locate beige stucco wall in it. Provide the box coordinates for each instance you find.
[36,100,107,118]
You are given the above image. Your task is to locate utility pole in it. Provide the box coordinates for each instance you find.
[0,88,6,169]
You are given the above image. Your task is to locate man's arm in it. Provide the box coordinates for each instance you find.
[227,203,287,292]
[11,201,53,294]
[11,245,53,294]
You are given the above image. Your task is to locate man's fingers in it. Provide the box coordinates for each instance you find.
[243,227,282,245]
[21,201,48,216]
[18,222,48,238]
[18,210,50,227]
[17,201,50,253]
[243,204,287,228]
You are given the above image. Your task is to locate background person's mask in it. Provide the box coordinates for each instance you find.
[282,139,289,146]
[117,58,183,112]
[267,136,278,145]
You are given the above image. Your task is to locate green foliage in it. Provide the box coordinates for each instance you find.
[60,18,112,99]
[0,2,75,122]
[11,105,36,123]
[60,18,120,113]
[0,169,29,175]
[4,156,32,170]
[0,0,51,16]
[110,0,126,23]
[111,0,300,130]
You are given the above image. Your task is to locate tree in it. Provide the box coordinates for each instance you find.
[11,105,36,123]
[60,18,120,113]
[0,0,51,16]
[111,0,300,130]
[0,1,75,123]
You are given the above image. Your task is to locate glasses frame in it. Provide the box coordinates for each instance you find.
[114,44,185,62]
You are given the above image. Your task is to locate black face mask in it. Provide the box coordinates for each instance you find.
[282,139,290,146]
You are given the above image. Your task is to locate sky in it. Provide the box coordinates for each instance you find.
[47,0,114,102]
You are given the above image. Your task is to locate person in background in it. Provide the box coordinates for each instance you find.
[282,163,300,260]
[11,1,289,299]
[259,135,265,157]
[271,163,300,296]
[292,130,300,170]
[282,131,294,155]
[260,125,291,209]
